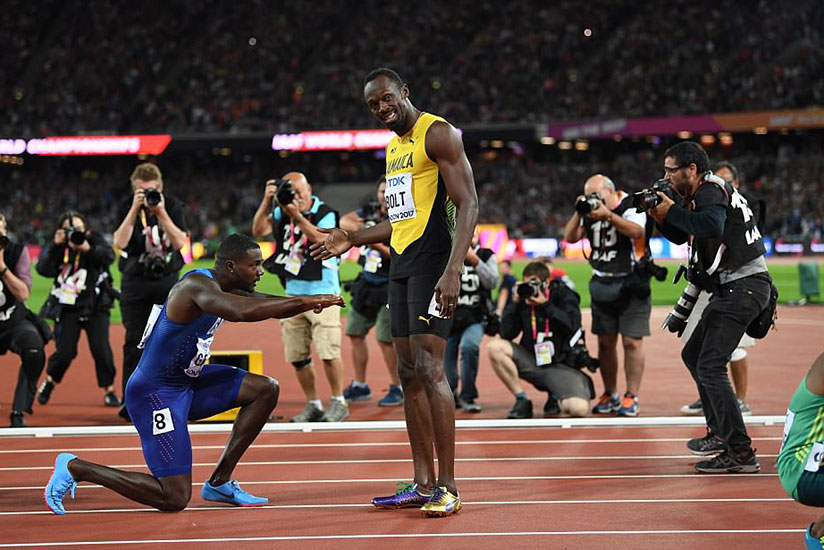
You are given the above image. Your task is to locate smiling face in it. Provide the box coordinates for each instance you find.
[364,75,413,134]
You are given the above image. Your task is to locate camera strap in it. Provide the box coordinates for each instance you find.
[531,289,554,366]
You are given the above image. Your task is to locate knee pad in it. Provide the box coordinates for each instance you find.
[291,358,312,370]
[730,348,747,362]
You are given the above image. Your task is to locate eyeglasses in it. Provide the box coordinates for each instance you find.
[663,165,684,175]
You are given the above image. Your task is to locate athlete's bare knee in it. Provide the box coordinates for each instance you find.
[261,377,279,409]
[157,478,191,512]
[560,398,589,418]
[397,357,417,386]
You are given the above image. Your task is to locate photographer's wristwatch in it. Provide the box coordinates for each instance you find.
[0,266,9,278]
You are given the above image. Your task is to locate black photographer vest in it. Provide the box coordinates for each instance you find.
[0,241,25,325]
[690,175,766,285]
[583,192,645,276]
[269,202,338,282]
[453,247,495,329]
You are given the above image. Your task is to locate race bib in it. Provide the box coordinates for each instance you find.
[385,173,416,223]
[152,407,175,436]
[184,335,214,378]
[805,442,824,473]
[137,304,163,349]
[534,341,554,366]
[427,293,448,319]
[363,249,381,273]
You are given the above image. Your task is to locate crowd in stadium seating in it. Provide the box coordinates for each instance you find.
[3,135,822,247]
[3,0,822,135]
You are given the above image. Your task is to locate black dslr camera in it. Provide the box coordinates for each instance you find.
[517,280,547,300]
[273,178,295,205]
[63,227,87,246]
[632,179,678,212]
[144,189,162,206]
[575,193,602,216]
[143,254,168,278]
[0,235,8,249]
[636,254,668,282]
[361,199,382,225]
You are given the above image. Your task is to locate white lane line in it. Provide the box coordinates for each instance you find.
[0,497,795,517]
[0,529,804,547]
[0,454,781,472]
[0,436,783,454]
[1,473,780,492]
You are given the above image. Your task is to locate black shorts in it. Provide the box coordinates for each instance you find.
[388,273,452,339]
[510,342,594,400]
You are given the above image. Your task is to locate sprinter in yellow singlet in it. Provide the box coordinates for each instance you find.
[312,68,478,517]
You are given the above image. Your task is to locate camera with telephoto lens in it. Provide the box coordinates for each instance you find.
[273,178,295,205]
[0,235,8,249]
[632,179,679,212]
[63,227,87,246]
[575,193,602,216]
[517,280,547,300]
[661,265,700,336]
[143,255,167,278]
[144,188,162,207]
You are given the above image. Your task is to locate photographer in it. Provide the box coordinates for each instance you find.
[563,174,650,417]
[0,213,47,427]
[338,176,402,407]
[112,163,188,421]
[444,232,498,413]
[648,141,771,474]
[679,161,761,417]
[252,172,347,422]
[36,211,119,408]
[487,261,596,419]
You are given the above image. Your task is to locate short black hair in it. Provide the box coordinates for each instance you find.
[664,141,710,173]
[364,68,404,88]
[523,261,550,281]
[58,210,84,229]
[216,233,259,262]
[714,160,739,182]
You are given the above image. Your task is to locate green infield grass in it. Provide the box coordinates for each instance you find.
[24,257,822,325]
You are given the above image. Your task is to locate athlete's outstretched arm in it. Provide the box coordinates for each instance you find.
[426,120,479,319]
[309,220,393,260]
[171,275,343,323]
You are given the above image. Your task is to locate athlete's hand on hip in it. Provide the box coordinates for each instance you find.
[311,294,346,313]
[435,268,461,319]
[310,228,353,260]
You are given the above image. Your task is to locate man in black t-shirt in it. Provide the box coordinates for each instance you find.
[649,141,771,474]
[112,163,188,420]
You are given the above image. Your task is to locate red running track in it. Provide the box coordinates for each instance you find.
[0,424,813,549]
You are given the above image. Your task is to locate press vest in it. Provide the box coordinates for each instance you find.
[583,192,646,276]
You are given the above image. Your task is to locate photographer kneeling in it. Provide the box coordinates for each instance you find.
[37,212,120,407]
[487,261,596,419]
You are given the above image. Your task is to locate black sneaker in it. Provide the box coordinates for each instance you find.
[103,392,121,407]
[10,411,25,427]
[507,398,533,419]
[687,432,726,456]
[38,380,55,405]
[543,396,560,417]
[695,449,760,474]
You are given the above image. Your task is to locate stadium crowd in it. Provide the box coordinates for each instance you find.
[2,0,822,135]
